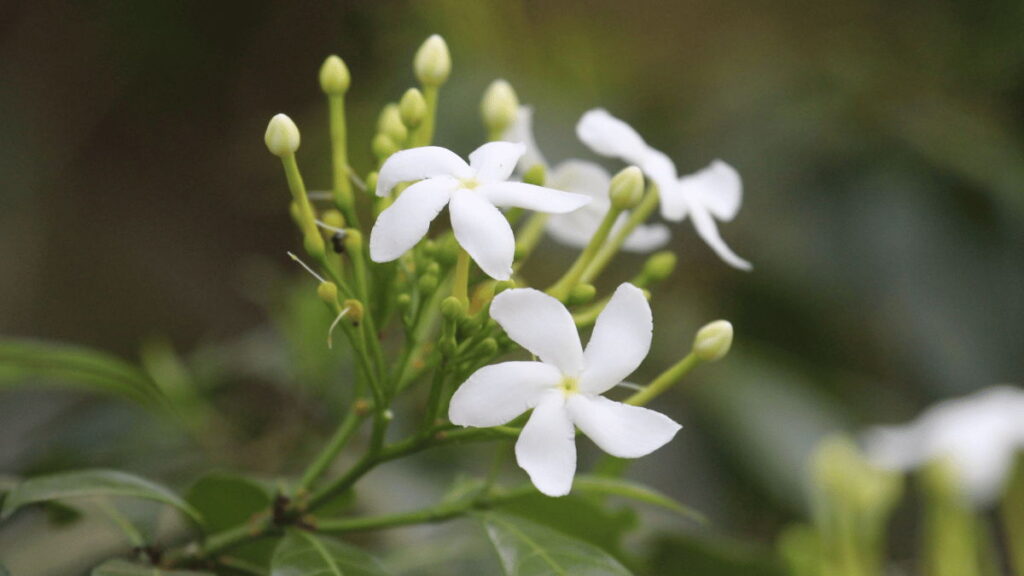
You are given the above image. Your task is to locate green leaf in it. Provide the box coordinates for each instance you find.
[651,533,786,576]
[0,563,9,576]
[572,475,706,524]
[479,512,633,576]
[1,469,202,526]
[91,558,214,575]
[187,472,277,566]
[0,339,167,409]
[491,492,635,555]
[271,530,391,576]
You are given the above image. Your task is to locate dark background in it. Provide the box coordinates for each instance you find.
[1,0,1022,573]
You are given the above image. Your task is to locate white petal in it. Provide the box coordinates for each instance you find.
[640,149,679,200]
[515,393,576,497]
[619,219,671,253]
[547,160,611,198]
[688,202,752,270]
[689,160,743,221]
[369,177,457,262]
[449,190,515,280]
[567,395,681,458]
[469,141,526,182]
[579,283,652,395]
[490,288,584,375]
[376,146,471,196]
[449,361,563,427]
[503,106,548,171]
[482,182,591,214]
[576,109,651,165]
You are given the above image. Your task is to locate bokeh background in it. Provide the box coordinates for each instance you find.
[1,1,1022,574]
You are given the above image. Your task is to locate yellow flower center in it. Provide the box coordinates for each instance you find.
[460,177,481,189]
[559,377,579,396]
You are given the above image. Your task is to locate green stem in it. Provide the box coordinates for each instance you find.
[580,186,660,284]
[296,405,367,493]
[626,353,701,406]
[513,213,549,271]
[547,205,623,300]
[281,154,326,260]
[327,94,359,229]
[415,86,439,146]
[315,484,536,534]
[453,248,471,304]
[200,516,276,560]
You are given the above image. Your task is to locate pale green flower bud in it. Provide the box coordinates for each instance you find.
[321,209,346,230]
[377,104,408,144]
[643,251,677,283]
[692,320,733,362]
[567,283,596,306]
[441,296,466,320]
[609,166,645,210]
[372,133,399,160]
[265,113,300,157]
[319,55,351,95]
[399,88,427,129]
[523,164,546,186]
[481,79,519,135]
[414,34,451,86]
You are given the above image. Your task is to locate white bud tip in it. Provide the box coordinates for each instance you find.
[414,34,452,86]
[481,79,519,130]
[265,114,300,156]
[319,55,351,95]
[693,320,733,362]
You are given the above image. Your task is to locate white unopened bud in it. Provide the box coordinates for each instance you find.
[399,88,427,129]
[319,55,351,95]
[609,166,645,210]
[377,104,408,143]
[481,79,519,134]
[265,114,300,157]
[414,34,451,86]
[692,320,733,362]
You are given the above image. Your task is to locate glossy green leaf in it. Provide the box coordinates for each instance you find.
[271,530,391,576]
[1,469,202,525]
[479,512,633,576]
[0,339,167,409]
[572,475,706,524]
[91,558,214,575]
[493,492,635,554]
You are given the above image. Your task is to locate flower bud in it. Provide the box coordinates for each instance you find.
[567,283,596,306]
[399,88,427,129]
[494,280,515,295]
[692,320,733,362]
[372,133,399,160]
[643,251,677,283]
[477,338,499,357]
[609,166,645,210]
[265,113,300,157]
[316,282,339,305]
[441,296,466,320]
[342,228,363,252]
[319,55,351,95]
[523,164,546,186]
[414,34,451,86]
[321,209,345,230]
[396,293,412,312]
[377,104,408,144]
[365,172,378,194]
[481,79,519,135]
[418,273,439,295]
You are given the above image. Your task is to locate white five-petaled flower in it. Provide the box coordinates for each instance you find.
[503,107,670,253]
[448,283,681,496]
[862,385,1024,507]
[576,109,751,270]
[370,142,591,280]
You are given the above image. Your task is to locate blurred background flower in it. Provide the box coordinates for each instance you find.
[1,0,1022,574]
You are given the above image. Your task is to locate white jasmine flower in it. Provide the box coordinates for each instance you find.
[449,283,681,496]
[370,142,591,280]
[862,385,1024,506]
[576,109,751,270]
[504,107,670,252]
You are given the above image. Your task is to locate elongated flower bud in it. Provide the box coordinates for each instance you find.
[609,166,645,210]
[643,251,677,283]
[692,320,733,362]
[481,79,519,135]
[265,114,300,157]
[400,88,427,129]
[372,133,399,160]
[319,55,351,95]
[316,282,339,305]
[378,104,408,143]
[414,34,451,86]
